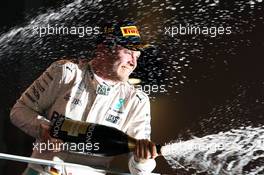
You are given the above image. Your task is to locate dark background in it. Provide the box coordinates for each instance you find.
[0,0,264,174]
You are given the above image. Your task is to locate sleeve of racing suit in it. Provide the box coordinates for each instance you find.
[127,92,156,175]
[10,61,67,138]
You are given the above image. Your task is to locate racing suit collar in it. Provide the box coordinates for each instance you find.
[93,73,118,87]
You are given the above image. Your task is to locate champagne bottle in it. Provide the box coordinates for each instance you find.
[50,115,161,156]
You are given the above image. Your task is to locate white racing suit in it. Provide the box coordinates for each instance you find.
[10,59,156,175]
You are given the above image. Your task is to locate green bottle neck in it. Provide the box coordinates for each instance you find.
[127,136,162,156]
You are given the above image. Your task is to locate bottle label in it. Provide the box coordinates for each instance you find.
[50,111,90,139]
[61,119,88,137]
[49,111,131,156]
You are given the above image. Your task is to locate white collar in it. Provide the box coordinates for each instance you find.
[93,73,120,86]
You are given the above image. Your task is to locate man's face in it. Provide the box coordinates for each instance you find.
[110,45,141,82]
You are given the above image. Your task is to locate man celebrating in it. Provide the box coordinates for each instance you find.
[10,21,157,175]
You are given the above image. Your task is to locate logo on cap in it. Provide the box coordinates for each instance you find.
[120,26,140,37]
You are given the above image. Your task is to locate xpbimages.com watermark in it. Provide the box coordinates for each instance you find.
[164,24,232,38]
[33,141,99,154]
[163,139,264,155]
[32,24,100,37]
[135,84,167,95]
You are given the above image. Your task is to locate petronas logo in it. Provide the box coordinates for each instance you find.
[115,98,125,110]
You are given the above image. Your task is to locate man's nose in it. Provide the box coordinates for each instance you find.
[129,52,138,66]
